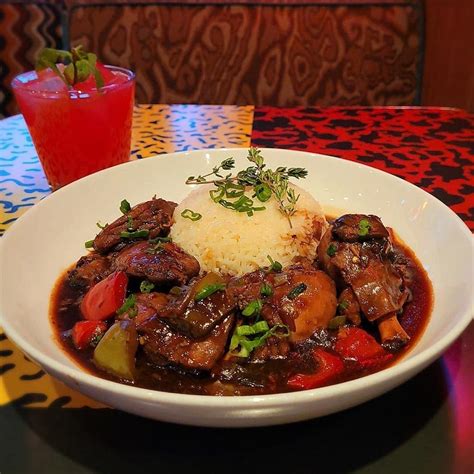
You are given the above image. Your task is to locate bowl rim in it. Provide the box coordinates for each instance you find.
[0,147,472,408]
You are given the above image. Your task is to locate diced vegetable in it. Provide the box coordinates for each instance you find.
[93,321,138,380]
[117,294,138,318]
[267,255,282,272]
[328,315,347,329]
[335,327,393,368]
[140,280,155,293]
[260,283,273,297]
[72,321,107,350]
[192,272,226,301]
[80,271,128,321]
[287,348,344,390]
[287,282,307,300]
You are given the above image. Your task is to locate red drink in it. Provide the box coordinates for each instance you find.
[12,65,135,190]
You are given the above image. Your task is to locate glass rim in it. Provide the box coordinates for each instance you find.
[11,65,135,97]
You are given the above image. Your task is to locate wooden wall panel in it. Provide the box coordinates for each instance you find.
[422,0,474,112]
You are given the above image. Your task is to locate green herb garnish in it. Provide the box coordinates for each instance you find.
[230,323,289,358]
[96,222,107,230]
[287,283,307,300]
[254,183,272,202]
[358,218,371,237]
[242,299,263,317]
[194,283,226,301]
[140,280,155,293]
[186,157,235,184]
[260,283,273,297]
[181,209,202,221]
[90,331,105,347]
[186,147,307,227]
[328,315,347,329]
[84,239,94,249]
[36,45,104,89]
[327,243,337,257]
[236,320,269,337]
[338,300,350,312]
[120,199,131,214]
[146,236,172,254]
[267,255,283,272]
[117,294,137,318]
[120,229,149,239]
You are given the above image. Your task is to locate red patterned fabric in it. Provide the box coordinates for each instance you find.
[251,107,474,230]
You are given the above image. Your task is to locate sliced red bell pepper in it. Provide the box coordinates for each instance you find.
[72,321,107,350]
[80,271,128,321]
[335,327,393,368]
[287,348,344,390]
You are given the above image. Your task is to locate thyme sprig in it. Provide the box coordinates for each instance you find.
[186,158,235,185]
[185,148,308,227]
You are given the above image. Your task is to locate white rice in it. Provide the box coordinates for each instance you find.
[170,183,328,276]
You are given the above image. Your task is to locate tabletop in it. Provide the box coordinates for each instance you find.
[0,104,473,474]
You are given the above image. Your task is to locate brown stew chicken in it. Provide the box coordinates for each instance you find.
[51,198,432,395]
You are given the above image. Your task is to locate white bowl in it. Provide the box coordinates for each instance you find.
[0,148,472,427]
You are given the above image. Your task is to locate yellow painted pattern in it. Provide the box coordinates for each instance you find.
[131,104,254,158]
[0,104,253,407]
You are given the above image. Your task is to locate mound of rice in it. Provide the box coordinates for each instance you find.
[170,183,328,276]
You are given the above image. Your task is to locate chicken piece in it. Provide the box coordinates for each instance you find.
[157,273,235,339]
[139,315,234,371]
[318,214,411,348]
[271,266,337,343]
[67,253,112,288]
[93,198,176,253]
[251,336,291,362]
[117,292,169,328]
[337,287,361,325]
[332,214,389,242]
[347,257,409,321]
[114,241,200,287]
[229,263,337,344]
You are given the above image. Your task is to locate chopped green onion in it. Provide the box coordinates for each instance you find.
[146,236,172,254]
[120,229,150,239]
[117,294,137,318]
[338,300,349,312]
[254,183,272,202]
[233,195,254,212]
[287,282,307,300]
[140,280,155,293]
[328,315,347,329]
[327,243,337,257]
[230,324,289,358]
[90,331,105,347]
[127,215,134,231]
[96,222,107,230]
[267,255,282,272]
[149,236,172,244]
[209,186,225,203]
[358,218,371,237]
[236,320,269,336]
[84,239,94,249]
[242,299,263,317]
[181,209,202,221]
[169,286,182,296]
[224,182,245,198]
[260,283,273,297]
[120,199,131,214]
[194,283,226,301]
